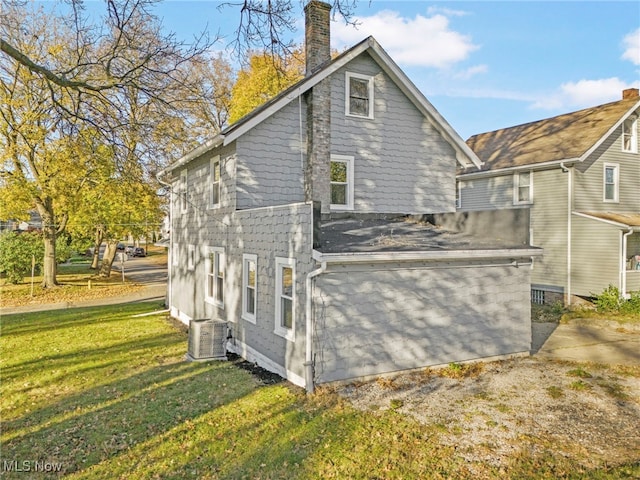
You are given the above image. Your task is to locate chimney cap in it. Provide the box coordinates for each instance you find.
[622,88,639,100]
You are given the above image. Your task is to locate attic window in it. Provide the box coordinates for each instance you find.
[622,117,638,153]
[346,72,374,119]
[513,171,532,205]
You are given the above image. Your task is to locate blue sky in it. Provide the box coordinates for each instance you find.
[120,1,640,139]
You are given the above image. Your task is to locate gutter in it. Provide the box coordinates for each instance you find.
[305,261,327,394]
[458,158,581,180]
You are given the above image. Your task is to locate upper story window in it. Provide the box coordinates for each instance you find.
[274,257,295,341]
[603,163,619,203]
[242,254,257,324]
[330,155,354,210]
[179,169,188,213]
[210,156,221,208]
[187,244,196,271]
[345,72,374,119]
[622,117,638,153]
[513,171,532,205]
[205,247,225,308]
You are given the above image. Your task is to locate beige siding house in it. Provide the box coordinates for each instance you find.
[458,89,640,304]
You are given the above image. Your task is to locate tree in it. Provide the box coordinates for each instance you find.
[229,49,304,123]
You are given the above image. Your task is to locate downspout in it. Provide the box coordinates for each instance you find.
[305,260,327,394]
[560,162,572,305]
[156,173,173,310]
[622,227,633,298]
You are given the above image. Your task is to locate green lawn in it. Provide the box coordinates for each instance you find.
[1,303,638,479]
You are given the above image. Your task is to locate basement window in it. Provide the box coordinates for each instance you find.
[346,72,374,119]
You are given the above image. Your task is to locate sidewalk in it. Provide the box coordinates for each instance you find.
[0,284,166,316]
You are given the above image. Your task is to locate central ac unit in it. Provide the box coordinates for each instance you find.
[187,319,228,361]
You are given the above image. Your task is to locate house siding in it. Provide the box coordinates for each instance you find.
[575,132,640,212]
[313,260,532,384]
[331,53,457,214]
[571,215,621,296]
[458,175,513,211]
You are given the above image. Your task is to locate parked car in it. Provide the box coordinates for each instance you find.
[125,245,135,254]
[132,247,146,257]
[117,243,125,251]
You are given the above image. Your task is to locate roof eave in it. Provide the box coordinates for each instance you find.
[313,248,542,264]
[457,158,581,179]
[159,134,225,176]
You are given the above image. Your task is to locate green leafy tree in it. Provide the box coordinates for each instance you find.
[0,231,43,284]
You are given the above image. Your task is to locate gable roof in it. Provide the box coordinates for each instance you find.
[163,36,481,175]
[462,97,640,174]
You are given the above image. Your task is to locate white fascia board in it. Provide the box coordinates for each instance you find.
[573,211,640,230]
[457,158,581,180]
[160,134,225,176]
[580,100,640,162]
[365,40,482,170]
[313,248,542,264]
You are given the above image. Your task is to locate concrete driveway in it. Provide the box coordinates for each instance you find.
[532,320,640,365]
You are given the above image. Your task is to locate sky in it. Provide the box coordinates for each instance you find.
[111,1,640,139]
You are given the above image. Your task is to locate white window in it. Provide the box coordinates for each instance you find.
[622,117,638,153]
[172,242,179,267]
[187,244,196,271]
[205,247,225,308]
[345,72,374,119]
[455,180,461,209]
[210,156,221,208]
[330,154,354,210]
[180,169,188,213]
[603,163,619,202]
[274,257,295,341]
[242,254,257,323]
[513,171,532,205]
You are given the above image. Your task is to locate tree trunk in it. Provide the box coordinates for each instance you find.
[91,227,104,270]
[99,240,118,277]
[37,204,59,288]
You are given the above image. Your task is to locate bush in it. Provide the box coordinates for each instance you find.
[593,285,640,315]
[621,291,640,315]
[0,231,44,284]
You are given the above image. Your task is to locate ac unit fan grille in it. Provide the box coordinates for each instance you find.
[187,320,227,360]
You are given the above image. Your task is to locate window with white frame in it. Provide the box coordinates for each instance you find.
[513,171,532,204]
[455,180,461,208]
[205,247,225,308]
[172,243,179,267]
[330,154,354,210]
[603,163,619,202]
[622,117,638,153]
[180,169,188,213]
[274,257,295,340]
[187,244,196,270]
[345,72,374,119]
[242,254,257,323]
[210,156,221,207]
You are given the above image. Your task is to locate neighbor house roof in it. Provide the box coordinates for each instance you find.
[161,36,482,175]
[574,212,640,229]
[461,97,640,174]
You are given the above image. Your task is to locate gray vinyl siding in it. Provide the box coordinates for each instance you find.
[458,175,514,211]
[330,53,457,214]
[571,215,621,296]
[575,130,640,211]
[313,260,532,384]
[235,100,306,209]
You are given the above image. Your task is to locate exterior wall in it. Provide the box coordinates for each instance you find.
[331,52,458,214]
[235,100,307,209]
[575,128,640,212]
[313,260,532,384]
[571,215,621,296]
[458,174,514,211]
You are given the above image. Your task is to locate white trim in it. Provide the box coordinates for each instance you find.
[205,247,225,309]
[210,155,221,209]
[242,254,258,324]
[312,248,542,264]
[179,169,188,214]
[187,244,196,271]
[603,163,619,203]
[513,171,533,205]
[458,158,581,180]
[622,117,638,153]
[345,71,374,119]
[171,307,192,326]
[572,211,640,230]
[330,154,354,211]
[274,257,296,341]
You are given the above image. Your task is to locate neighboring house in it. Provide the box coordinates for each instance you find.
[161,1,541,391]
[458,89,640,305]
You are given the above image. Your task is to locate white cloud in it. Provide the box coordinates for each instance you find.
[454,64,488,80]
[331,10,479,69]
[622,28,640,65]
[531,78,640,110]
[426,6,469,17]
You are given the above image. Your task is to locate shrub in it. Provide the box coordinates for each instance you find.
[592,285,623,312]
[621,291,640,315]
[0,231,44,284]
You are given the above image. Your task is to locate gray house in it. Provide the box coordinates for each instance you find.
[458,89,640,305]
[162,1,540,391]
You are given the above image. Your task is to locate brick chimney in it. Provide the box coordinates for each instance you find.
[623,88,639,100]
[304,1,332,215]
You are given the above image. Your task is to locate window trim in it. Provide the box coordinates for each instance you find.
[242,254,258,324]
[622,117,638,153]
[330,154,355,211]
[603,163,619,203]
[210,155,221,208]
[513,171,533,205]
[172,242,179,267]
[345,72,374,119]
[274,257,295,341]
[205,247,225,309]
[455,180,461,209]
[179,169,188,214]
[187,244,196,271]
